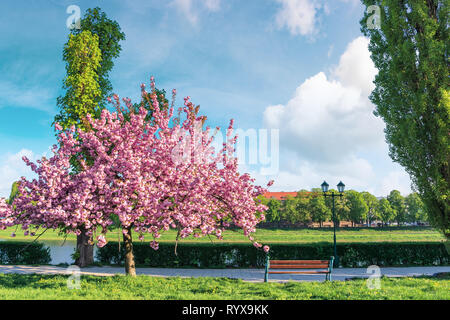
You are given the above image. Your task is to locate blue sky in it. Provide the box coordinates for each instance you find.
[0,0,413,197]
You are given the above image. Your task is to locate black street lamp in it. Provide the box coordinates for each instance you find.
[321,180,345,267]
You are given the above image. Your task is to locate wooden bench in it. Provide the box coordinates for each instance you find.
[264,256,334,282]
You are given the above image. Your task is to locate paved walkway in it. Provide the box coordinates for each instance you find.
[0,265,448,282]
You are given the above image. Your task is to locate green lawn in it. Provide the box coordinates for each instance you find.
[0,273,448,300]
[0,226,445,244]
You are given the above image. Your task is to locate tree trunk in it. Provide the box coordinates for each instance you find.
[123,226,136,277]
[75,229,94,267]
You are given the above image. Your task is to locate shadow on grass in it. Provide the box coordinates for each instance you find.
[0,273,121,290]
[0,274,66,289]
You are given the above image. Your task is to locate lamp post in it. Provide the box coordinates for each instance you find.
[321,181,345,267]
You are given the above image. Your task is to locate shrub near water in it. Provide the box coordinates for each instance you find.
[0,242,51,265]
[96,241,449,268]
[0,240,447,267]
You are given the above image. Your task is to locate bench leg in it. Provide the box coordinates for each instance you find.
[264,254,269,283]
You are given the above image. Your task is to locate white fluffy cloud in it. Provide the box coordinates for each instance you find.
[264,37,383,162]
[262,36,412,196]
[333,37,378,96]
[0,149,39,198]
[379,170,413,197]
[274,0,363,38]
[248,155,377,193]
[274,0,321,36]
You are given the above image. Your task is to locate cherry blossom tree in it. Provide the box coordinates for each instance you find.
[0,79,271,276]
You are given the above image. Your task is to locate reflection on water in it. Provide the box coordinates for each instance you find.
[44,240,77,265]
[42,240,99,265]
[0,239,98,265]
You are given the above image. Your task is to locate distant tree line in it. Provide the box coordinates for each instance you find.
[258,189,428,228]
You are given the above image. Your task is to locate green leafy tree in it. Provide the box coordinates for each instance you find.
[7,181,19,205]
[360,0,449,238]
[266,198,281,224]
[346,190,369,227]
[309,195,331,227]
[334,195,350,226]
[282,196,298,225]
[54,30,102,130]
[72,7,126,107]
[362,191,379,226]
[295,195,312,224]
[323,189,348,225]
[377,198,395,226]
[131,88,171,122]
[387,190,407,225]
[53,8,126,266]
[405,192,427,223]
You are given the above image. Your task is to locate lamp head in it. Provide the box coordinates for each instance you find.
[337,181,345,193]
[321,181,329,193]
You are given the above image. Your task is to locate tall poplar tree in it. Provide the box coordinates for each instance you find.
[54,30,102,267]
[360,0,449,238]
[71,7,126,108]
[55,30,102,130]
[54,8,125,266]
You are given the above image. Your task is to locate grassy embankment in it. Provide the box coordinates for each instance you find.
[0,226,445,244]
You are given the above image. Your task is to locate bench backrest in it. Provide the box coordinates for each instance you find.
[268,260,331,270]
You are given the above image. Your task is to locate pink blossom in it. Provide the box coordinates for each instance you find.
[96,235,107,248]
[0,78,272,256]
[150,241,159,251]
[253,242,262,248]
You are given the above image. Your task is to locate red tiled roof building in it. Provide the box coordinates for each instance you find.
[263,191,318,201]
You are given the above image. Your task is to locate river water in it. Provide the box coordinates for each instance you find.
[0,239,98,265]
